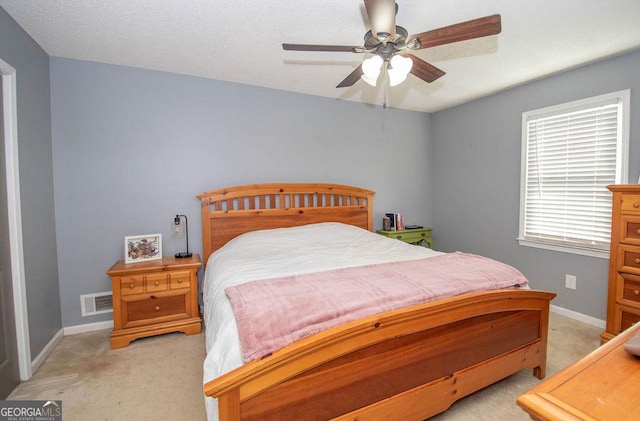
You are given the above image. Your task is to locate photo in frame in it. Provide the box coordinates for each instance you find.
[124,234,162,263]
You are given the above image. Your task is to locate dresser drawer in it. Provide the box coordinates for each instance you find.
[620,216,640,245]
[621,274,640,305]
[120,275,145,296]
[618,244,640,275]
[621,309,640,332]
[169,270,191,290]
[125,295,187,324]
[621,195,640,214]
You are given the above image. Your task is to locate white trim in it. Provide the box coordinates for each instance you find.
[63,320,113,336]
[519,90,631,257]
[30,329,63,375]
[516,238,609,259]
[0,57,31,380]
[550,304,606,329]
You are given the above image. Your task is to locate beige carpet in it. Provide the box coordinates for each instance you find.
[8,330,207,420]
[8,312,601,420]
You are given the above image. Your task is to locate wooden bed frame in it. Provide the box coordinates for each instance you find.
[198,183,555,421]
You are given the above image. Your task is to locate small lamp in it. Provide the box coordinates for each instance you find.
[173,214,192,258]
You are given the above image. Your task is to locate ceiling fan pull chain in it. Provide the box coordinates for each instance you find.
[383,64,388,109]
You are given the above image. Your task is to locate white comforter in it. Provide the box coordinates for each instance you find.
[202,222,441,420]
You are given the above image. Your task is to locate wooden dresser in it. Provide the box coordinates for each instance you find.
[601,185,640,343]
[107,254,202,349]
[517,321,640,420]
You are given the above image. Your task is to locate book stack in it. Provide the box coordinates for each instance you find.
[384,213,405,231]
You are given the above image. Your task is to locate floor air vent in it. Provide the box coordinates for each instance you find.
[81,292,113,316]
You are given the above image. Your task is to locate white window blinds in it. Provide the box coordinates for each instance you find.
[519,90,629,256]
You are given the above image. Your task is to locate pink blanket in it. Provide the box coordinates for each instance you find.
[225,252,528,362]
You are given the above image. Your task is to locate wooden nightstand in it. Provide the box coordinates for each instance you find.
[107,254,202,349]
[377,228,434,249]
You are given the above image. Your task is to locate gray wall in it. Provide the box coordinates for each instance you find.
[50,58,433,327]
[8,2,638,332]
[0,8,61,356]
[432,49,640,320]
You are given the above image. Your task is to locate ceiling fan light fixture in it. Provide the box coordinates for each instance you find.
[361,55,383,86]
[388,54,413,86]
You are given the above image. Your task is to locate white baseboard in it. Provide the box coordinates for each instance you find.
[63,320,113,336]
[30,328,63,376]
[550,304,606,329]
[27,321,113,379]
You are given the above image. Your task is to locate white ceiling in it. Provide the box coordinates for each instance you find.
[2,0,640,113]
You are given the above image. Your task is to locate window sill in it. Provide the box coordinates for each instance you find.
[517,238,609,259]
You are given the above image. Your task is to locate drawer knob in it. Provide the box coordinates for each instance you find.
[634,202,640,208]
[177,278,183,284]
[635,258,640,264]
[421,233,426,237]
[129,283,135,289]
[154,281,160,286]
[396,236,402,239]
[155,305,160,311]
[635,290,640,296]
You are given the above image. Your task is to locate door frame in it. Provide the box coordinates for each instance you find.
[1,57,31,380]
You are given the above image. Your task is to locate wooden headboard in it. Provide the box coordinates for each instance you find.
[197,183,375,265]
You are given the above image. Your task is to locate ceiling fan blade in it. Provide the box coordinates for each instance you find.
[405,54,445,83]
[409,14,501,50]
[364,0,396,40]
[283,43,360,53]
[336,65,364,88]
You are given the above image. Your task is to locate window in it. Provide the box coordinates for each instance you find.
[519,90,630,258]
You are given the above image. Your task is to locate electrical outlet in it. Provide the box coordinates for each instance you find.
[565,274,577,290]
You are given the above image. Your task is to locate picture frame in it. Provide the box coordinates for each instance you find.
[124,233,162,263]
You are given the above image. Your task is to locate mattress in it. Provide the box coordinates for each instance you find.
[202,222,442,420]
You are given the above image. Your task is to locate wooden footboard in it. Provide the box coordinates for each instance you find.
[204,289,555,421]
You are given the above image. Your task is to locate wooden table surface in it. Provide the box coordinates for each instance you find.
[517,322,640,421]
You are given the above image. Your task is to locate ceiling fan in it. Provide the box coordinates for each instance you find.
[282,0,501,90]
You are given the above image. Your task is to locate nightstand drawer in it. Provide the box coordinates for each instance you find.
[377,228,434,248]
[169,270,191,290]
[125,295,187,323]
[146,273,169,292]
[120,275,145,296]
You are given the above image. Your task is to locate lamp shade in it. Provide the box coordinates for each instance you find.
[388,55,413,87]
[361,55,383,87]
